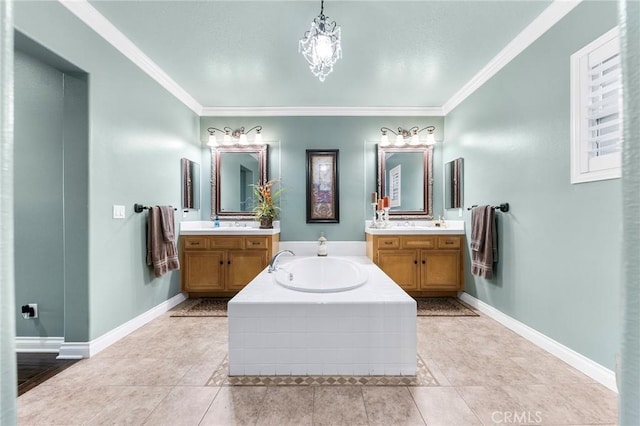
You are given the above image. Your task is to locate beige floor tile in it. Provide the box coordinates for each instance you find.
[456,385,528,425]
[550,383,618,424]
[16,307,619,426]
[18,385,120,425]
[200,386,267,426]
[510,354,594,384]
[409,387,482,426]
[312,386,368,426]
[86,386,172,425]
[142,386,218,425]
[255,386,314,426]
[361,387,425,426]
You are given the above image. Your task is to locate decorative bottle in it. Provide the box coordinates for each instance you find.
[317,232,328,257]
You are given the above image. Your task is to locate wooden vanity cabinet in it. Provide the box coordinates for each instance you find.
[180,234,279,296]
[367,233,464,296]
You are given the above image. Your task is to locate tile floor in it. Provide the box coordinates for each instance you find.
[17,305,618,425]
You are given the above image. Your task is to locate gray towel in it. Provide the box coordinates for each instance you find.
[146,206,179,277]
[471,205,497,279]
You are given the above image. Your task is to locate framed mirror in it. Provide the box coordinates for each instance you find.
[377,146,433,218]
[444,157,463,209]
[181,158,200,210]
[210,145,268,219]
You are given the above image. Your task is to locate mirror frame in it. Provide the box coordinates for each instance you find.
[181,157,200,211]
[444,157,463,209]
[210,145,268,220]
[377,145,433,219]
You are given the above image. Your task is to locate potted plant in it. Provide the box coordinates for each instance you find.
[251,179,284,229]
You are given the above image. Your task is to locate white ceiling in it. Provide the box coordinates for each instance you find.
[81,0,555,113]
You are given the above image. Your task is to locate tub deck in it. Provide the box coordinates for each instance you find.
[228,256,417,376]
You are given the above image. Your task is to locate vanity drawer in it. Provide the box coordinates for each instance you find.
[438,236,461,249]
[402,236,436,249]
[209,237,244,249]
[244,237,268,249]
[182,237,208,250]
[376,237,400,249]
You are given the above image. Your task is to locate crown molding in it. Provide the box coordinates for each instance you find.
[58,0,203,115]
[442,0,583,115]
[200,106,444,117]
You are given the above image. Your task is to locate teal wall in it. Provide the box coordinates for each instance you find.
[13,49,71,338]
[444,1,621,369]
[200,116,444,241]
[15,2,201,341]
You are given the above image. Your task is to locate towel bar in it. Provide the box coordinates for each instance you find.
[134,203,177,213]
[467,203,509,213]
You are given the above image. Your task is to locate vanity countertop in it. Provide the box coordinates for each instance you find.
[180,221,280,236]
[365,220,465,235]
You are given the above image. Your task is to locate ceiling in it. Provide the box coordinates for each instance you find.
[87,1,552,110]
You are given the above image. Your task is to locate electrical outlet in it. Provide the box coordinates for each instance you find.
[113,205,125,219]
[21,303,38,319]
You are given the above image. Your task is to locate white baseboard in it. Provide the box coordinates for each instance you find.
[57,292,188,359]
[458,292,618,393]
[15,337,64,353]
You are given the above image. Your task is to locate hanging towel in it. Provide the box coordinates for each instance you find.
[471,205,497,279]
[146,206,180,277]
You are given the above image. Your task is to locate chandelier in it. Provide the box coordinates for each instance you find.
[298,0,342,82]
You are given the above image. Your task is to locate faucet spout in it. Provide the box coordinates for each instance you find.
[268,249,295,273]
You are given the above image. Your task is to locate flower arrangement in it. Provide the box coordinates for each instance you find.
[250,179,284,227]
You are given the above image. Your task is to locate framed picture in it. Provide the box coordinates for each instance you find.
[306,149,339,223]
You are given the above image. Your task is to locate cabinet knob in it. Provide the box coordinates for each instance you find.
[228,261,231,265]
[414,260,418,265]
[219,261,223,265]
[422,260,426,264]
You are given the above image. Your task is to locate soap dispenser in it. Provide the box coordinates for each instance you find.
[317,232,328,257]
[214,214,220,228]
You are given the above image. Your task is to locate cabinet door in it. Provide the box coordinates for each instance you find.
[378,250,419,291]
[226,250,268,291]
[421,250,461,290]
[183,251,225,291]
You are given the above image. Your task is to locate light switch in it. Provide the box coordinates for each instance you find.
[113,205,125,219]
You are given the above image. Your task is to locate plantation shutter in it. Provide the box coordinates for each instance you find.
[581,36,622,173]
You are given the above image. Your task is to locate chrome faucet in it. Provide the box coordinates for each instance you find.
[268,249,295,273]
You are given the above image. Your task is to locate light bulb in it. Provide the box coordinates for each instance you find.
[314,34,333,63]
[223,133,232,145]
[380,133,390,146]
[254,132,264,145]
[239,133,248,145]
[426,132,436,145]
[207,133,218,147]
[395,134,405,146]
[411,133,420,145]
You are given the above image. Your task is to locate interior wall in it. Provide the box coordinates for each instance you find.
[13,50,65,338]
[443,1,621,369]
[15,2,201,341]
[200,116,445,241]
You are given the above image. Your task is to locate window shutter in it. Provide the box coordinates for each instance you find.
[571,27,622,183]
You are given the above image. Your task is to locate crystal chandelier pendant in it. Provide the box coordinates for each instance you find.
[299,1,342,82]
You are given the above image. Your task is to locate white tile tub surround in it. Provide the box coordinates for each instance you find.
[228,256,417,376]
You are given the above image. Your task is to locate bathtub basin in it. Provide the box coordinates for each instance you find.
[273,257,368,293]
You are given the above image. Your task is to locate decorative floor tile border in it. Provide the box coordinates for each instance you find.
[207,355,438,387]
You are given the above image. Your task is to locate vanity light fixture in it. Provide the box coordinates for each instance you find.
[299,0,342,82]
[379,126,436,147]
[207,125,264,147]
